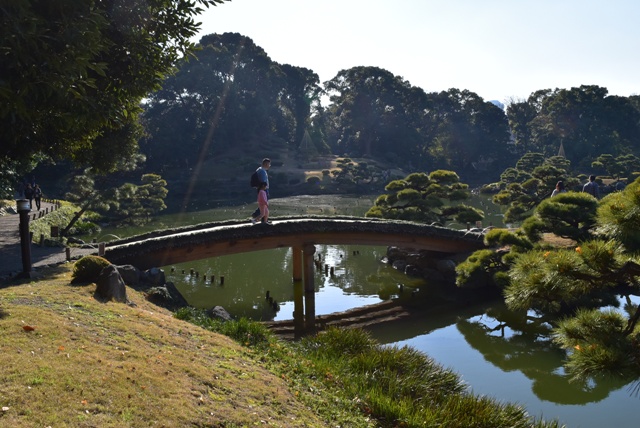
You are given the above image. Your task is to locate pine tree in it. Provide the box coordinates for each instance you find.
[460,177,640,382]
[366,170,483,225]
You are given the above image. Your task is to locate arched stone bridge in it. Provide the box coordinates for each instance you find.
[104,216,486,274]
[103,216,486,335]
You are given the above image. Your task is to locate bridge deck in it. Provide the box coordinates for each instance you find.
[104,216,486,270]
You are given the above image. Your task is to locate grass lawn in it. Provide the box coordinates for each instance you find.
[0,265,325,427]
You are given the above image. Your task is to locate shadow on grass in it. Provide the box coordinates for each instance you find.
[0,264,74,290]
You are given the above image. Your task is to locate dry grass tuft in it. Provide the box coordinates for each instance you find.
[0,265,323,427]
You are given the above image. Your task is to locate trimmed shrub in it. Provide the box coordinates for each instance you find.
[72,255,111,283]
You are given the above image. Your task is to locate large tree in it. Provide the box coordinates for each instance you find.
[323,66,426,165]
[427,89,512,173]
[506,86,640,168]
[0,0,226,184]
[324,69,512,174]
[279,64,323,146]
[142,33,321,170]
[505,96,537,155]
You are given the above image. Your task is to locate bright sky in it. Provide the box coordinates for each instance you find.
[195,0,639,103]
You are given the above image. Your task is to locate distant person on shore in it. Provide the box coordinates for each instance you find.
[252,182,270,224]
[551,180,566,197]
[250,158,271,222]
[23,183,34,209]
[33,184,42,210]
[582,175,600,199]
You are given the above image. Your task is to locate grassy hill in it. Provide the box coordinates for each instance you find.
[0,265,325,427]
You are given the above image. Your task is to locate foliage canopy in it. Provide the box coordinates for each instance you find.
[366,170,483,225]
[460,176,640,382]
[0,0,226,180]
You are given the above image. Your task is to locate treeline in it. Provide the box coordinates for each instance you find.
[141,32,640,183]
[5,22,640,200]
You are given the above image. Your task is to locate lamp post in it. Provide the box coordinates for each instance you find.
[16,199,32,276]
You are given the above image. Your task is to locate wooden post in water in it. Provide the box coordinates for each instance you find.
[302,244,316,293]
[292,246,302,282]
[304,288,316,335]
[292,280,305,339]
[303,244,316,334]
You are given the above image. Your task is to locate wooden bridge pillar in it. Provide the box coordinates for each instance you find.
[292,280,304,338]
[304,288,316,334]
[292,246,302,281]
[302,244,316,333]
[302,244,316,293]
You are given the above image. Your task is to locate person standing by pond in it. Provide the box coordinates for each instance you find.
[551,180,566,197]
[252,182,270,225]
[582,175,600,199]
[250,158,271,222]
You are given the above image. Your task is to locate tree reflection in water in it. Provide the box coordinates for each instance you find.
[457,304,629,404]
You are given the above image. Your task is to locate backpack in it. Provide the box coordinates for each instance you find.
[250,169,260,188]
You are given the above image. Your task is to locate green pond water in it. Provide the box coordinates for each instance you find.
[87,194,640,428]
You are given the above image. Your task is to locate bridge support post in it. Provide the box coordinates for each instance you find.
[292,246,302,281]
[304,289,316,335]
[302,244,316,293]
[292,280,304,339]
[303,244,316,333]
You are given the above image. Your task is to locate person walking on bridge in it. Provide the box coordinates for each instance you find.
[252,182,270,225]
[250,158,271,222]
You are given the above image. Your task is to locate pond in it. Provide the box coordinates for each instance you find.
[86,193,640,428]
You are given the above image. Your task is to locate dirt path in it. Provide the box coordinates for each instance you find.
[0,201,95,281]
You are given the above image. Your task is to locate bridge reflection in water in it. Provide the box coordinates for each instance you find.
[104,216,485,336]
